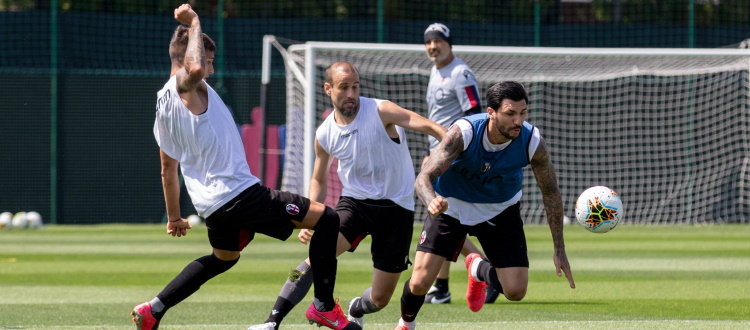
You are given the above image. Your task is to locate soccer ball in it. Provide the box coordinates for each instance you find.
[11,212,28,229]
[575,186,623,233]
[26,211,44,229]
[0,212,12,229]
[187,214,202,227]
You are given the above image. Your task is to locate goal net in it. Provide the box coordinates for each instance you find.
[271,38,750,225]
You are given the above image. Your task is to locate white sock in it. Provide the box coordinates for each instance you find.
[470,257,482,282]
[399,318,416,330]
[149,297,164,313]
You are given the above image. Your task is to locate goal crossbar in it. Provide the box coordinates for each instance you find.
[269,35,750,224]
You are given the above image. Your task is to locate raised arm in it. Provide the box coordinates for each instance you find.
[530,137,575,289]
[173,4,206,93]
[378,101,446,142]
[415,125,464,215]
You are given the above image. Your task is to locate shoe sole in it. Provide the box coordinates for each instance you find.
[306,314,341,329]
[306,318,362,330]
[130,309,159,330]
[307,318,328,328]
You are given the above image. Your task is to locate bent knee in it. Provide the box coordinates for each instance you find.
[370,291,393,309]
[504,289,526,301]
[213,249,240,261]
[409,280,433,295]
[372,297,390,309]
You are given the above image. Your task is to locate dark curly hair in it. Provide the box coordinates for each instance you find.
[486,81,528,110]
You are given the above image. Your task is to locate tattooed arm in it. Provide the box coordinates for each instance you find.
[415,125,464,215]
[531,136,576,289]
[174,4,206,94]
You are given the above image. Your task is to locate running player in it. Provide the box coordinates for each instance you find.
[248,61,445,330]
[394,81,575,330]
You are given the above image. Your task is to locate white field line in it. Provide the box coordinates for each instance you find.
[15,319,750,329]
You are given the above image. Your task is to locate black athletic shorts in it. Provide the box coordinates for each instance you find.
[205,184,311,251]
[416,202,529,268]
[336,196,414,273]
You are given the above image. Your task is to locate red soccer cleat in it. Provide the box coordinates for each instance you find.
[130,302,160,330]
[464,253,488,312]
[306,300,361,330]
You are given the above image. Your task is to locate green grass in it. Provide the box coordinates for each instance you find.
[1,223,749,329]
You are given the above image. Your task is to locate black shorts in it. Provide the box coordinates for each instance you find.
[416,202,529,268]
[336,197,414,273]
[205,184,311,251]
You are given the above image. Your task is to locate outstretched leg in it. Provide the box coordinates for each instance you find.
[132,251,239,329]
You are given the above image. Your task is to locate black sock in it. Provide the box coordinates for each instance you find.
[267,298,295,327]
[266,261,313,325]
[309,206,339,311]
[155,253,239,319]
[434,278,449,292]
[400,278,425,323]
[476,258,502,293]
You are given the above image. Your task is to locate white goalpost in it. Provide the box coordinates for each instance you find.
[263,35,750,225]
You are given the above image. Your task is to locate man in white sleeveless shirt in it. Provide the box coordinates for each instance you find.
[249,62,446,330]
[422,22,490,306]
[130,5,352,330]
[394,81,575,330]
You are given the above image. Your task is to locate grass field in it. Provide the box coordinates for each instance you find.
[1,223,749,329]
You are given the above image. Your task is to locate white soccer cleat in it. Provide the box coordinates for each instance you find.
[424,285,451,304]
[247,322,277,330]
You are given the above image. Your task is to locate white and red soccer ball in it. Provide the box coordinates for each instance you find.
[574,186,623,233]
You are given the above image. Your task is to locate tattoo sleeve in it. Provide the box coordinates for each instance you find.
[177,20,205,93]
[415,126,463,207]
[531,138,566,251]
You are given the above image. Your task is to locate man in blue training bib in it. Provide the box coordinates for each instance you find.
[393,81,576,330]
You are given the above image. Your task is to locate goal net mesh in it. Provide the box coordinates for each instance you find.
[278,43,750,225]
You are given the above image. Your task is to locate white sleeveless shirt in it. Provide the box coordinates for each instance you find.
[153,76,259,217]
[316,97,415,211]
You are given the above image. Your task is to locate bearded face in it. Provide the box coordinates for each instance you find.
[487,99,528,144]
[425,38,452,67]
[325,68,360,118]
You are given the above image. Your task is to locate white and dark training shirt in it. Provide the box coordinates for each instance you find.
[426,56,481,150]
[153,76,259,218]
[316,97,415,211]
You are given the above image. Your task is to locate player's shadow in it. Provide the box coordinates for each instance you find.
[500,301,599,306]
